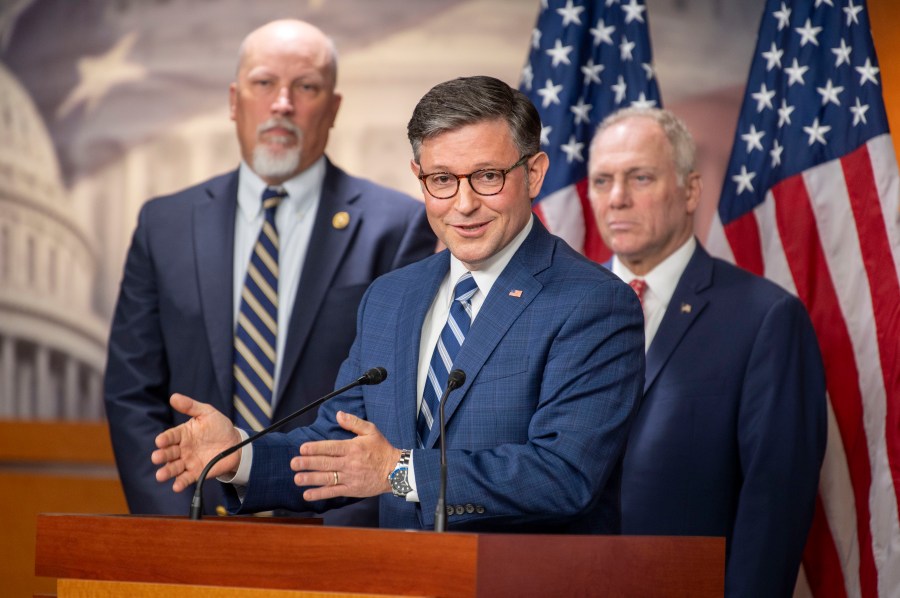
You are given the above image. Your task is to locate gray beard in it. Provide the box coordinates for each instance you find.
[252,143,302,181]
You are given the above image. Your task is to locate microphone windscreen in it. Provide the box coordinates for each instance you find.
[447,369,466,389]
[364,366,388,385]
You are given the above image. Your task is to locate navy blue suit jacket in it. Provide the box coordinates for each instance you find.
[620,243,827,597]
[104,159,436,520]
[229,218,645,533]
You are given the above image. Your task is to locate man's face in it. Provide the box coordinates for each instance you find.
[230,25,342,184]
[588,116,700,275]
[411,119,547,271]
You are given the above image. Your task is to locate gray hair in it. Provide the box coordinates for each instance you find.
[407,76,541,163]
[592,107,696,185]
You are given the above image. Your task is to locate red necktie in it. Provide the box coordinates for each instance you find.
[629,278,648,306]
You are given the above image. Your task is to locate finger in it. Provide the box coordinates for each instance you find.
[150,445,181,466]
[291,454,342,473]
[335,410,377,436]
[169,393,212,418]
[299,438,349,457]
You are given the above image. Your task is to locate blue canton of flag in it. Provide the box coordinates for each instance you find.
[520,0,661,261]
[719,0,888,224]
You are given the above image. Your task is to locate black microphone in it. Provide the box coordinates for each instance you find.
[434,368,466,532]
[189,366,388,520]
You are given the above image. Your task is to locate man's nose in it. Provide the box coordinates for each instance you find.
[454,177,481,214]
[271,87,294,115]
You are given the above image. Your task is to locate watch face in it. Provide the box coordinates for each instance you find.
[391,467,412,496]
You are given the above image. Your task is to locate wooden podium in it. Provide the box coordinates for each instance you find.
[35,513,724,597]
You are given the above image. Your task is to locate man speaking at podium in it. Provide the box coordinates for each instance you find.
[153,76,645,533]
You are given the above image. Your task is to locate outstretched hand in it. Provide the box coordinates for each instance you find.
[291,411,398,501]
[151,394,242,493]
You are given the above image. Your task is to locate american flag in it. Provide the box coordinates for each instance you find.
[707,1,900,596]
[519,0,661,262]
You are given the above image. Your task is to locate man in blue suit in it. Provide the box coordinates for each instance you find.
[151,76,645,533]
[104,20,435,523]
[588,107,827,595]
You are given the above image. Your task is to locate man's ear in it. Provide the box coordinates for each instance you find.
[527,152,550,199]
[229,82,237,121]
[684,171,702,215]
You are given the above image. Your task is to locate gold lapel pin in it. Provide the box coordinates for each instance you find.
[332,211,350,230]
[509,289,523,298]
[681,303,692,314]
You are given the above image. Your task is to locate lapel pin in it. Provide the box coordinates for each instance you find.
[332,211,350,230]
[509,289,523,298]
[681,303,692,314]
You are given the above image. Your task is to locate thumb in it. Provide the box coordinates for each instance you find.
[169,393,211,418]
[336,410,375,437]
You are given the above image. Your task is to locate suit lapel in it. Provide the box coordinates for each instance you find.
[193,171,239,413]
[424,221,551,448]
[398,253,450,450]
[644,244,713,392]
[277,161,361,401]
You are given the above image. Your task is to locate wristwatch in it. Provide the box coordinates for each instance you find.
[389,449,413,498]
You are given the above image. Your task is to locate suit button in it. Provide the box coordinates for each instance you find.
[446,505,454,516]
[455,505,465,515]
[465,504,475,514]
[475,505,485,514]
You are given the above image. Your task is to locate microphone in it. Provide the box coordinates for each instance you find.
[189,366,388,520]
[434,368,466,532]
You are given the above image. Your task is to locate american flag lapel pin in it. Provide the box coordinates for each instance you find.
[681,303,692,314]
[509,289,523,298]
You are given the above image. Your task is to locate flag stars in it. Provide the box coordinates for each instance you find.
[803,118,831,145]
[850,97,869,125]
[590,19,615,46]
[770,139,784,167]
[536,79,563,108]
[557,0,585,27]
[546,39,574,67]
[540,125,552,146]
[778,99,795,127]
[570,98,592,125]
[642,62,655,81]
[621,0,647,24]
[844,0,863,26]
[795,19,823,47]
[817,78,844,106]
[733,166,756,194]
[741,124,766,153]
[612,75,627,104]
[752,83,776,112]
[832,39,852,67]
[521,64,534,90]
[581,59,605,85]
[620,36,636,61]
[560,135,585,163]
[773,2,791,31]
[856,58,880,86]
[762,42,784,71]
[531,28,542,50]
[814,0,834,7]
[631,92,657,109]
[784,58,809,86]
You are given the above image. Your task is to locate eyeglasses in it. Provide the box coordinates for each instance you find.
[417,155,530,199]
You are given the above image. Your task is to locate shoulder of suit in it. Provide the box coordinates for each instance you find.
[707,255,805,310]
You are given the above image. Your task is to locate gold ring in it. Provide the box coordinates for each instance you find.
[332,471,339,486]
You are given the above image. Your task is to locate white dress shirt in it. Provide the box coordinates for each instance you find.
[611,236,696,350]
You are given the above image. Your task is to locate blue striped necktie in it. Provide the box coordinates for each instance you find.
[417,272,478,447]
[233,186,286,431]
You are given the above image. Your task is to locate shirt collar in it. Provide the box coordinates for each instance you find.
[448,215,534,301]
[237,157,326,219]
[612,236,696,307]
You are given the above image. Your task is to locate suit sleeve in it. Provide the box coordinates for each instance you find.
[729,295,827,597]
[103,207,190,515]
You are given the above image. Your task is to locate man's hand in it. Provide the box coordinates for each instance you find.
[291,411,398,501]
[151,393,242,493]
